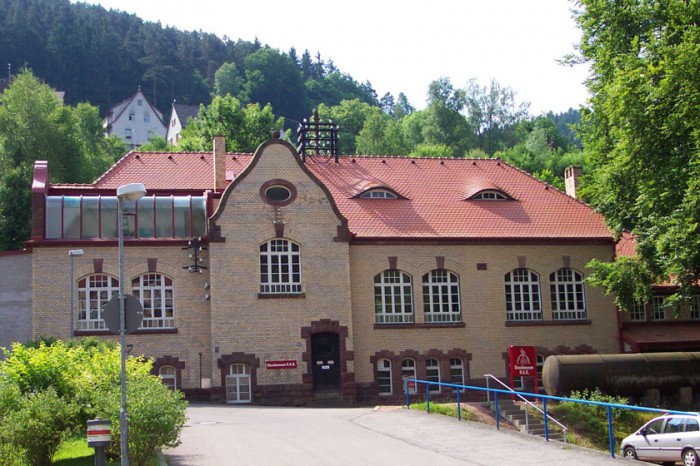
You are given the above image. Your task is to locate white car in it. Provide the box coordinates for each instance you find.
[621,414,700,466]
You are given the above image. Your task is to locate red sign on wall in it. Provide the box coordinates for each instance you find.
[508,345,538,394]
[266,360,297,370]
[509,346,537,377]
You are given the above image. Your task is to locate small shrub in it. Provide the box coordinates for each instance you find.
[409,401,476,422]
[549,388,646,451]
[1,387,79,466]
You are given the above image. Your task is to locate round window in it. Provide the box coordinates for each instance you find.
[265,185,292,202]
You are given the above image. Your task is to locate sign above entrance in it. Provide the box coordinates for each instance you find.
[266,360,297,370]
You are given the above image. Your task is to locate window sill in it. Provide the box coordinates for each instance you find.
[373,322,465,329]
[74,328,179,336]
[258,292,306,299]
[505,320,591,327]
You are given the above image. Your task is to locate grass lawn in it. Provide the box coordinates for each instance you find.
[51,434,162,466]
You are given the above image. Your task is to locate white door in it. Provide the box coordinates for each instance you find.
[226,363,251,404]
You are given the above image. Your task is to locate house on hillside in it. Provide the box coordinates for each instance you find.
[26,127,621,405]
[102,88,166,148]
[166,102,200,145]
[614,232,700,353]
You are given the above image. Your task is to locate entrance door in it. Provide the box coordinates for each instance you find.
[311,333,340,390]
[226,363,251,404]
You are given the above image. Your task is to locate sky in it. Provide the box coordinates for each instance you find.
[74,0,589,115]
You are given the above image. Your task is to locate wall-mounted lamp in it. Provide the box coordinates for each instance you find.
[204,282,210,290]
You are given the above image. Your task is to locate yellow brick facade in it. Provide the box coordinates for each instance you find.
[31,139,620,405]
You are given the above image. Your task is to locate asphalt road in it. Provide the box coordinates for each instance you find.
[162,403,638,465]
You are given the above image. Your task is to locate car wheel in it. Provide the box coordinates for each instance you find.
[684,448,699,466]
[623,446,637,460]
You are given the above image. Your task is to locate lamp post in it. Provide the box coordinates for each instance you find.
[68,249,84,338]
[116,182,146,466]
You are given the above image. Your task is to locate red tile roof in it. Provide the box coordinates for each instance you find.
[49,148,612,241]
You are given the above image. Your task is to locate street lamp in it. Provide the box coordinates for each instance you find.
[116,182,146,466]
[68,249,84,338]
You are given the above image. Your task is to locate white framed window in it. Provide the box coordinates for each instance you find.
[550,268,587,320]
[650,296,666,320]
[144,112,150,123]
[505,269,542,321]
[77,274,119,330]
[377,358,392,395]
[426,358,440,393]
[449,357,464,386]
[401,358,417,394]
[226,363,251,404]
[422,269,461,323]
[159,365,177,390]
[360,189,398,199]
[128,112,135,121]
[629,301,646,321]
[259,239,302,294]
[691,296,700,320]
[125,128,133,139]
[374,270,414,324]
[137,99,143,106]
[472,190,508,200]
[132,273,174,328]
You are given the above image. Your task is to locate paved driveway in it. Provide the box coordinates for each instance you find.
[163,403,635,465]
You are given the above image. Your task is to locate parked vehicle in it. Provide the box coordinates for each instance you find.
[621,414,700,466]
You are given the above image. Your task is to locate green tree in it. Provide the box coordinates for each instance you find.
[421,78,473,156]
[355,109,410,155]
[0,70,122,251]
[241,48,308,123]
[464,78,529,155]
[177,95,285,152]
[214,61,244,97]
[574,0,700,310]
[317,99,377,154]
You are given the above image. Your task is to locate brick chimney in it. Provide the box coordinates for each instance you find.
[564,165,583,198]
[213,136,226,191]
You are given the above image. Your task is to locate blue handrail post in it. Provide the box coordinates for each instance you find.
[405,378,410,408]
[426,384,431,414]
[543,398,549,441]
[457,388,461,421]
[495,391,500,430]
[607,406,615,458]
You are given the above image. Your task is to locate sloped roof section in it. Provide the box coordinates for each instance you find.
[48,149,612,241]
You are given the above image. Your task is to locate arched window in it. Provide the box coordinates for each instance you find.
[374,270,414,324]
[132,273,175,329]
[159,365,177,390]
[471,190,509,200]
[259,239,302,294]
[376,359,392,395]
[360,189,398,199]
[401,358,417,394]
[77,274,119,330]
[226,363,252,404]
[505,268,542,321]
[449,357,464,386]
[550,268,587,320]
[422,270,461,323]
[426,358,440,393]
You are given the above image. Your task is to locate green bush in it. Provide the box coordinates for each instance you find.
[0,339,187,466]
[549,388,646,450]
[1,387,79,466]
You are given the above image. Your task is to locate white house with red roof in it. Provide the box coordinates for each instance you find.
[27,132,628,405]
[102,88,166,148]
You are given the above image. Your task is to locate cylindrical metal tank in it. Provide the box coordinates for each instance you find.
[543,352,700,397]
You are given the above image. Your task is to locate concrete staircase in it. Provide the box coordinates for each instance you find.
[491,398,567,442]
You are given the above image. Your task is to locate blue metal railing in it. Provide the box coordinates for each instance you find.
[403,378,696,458]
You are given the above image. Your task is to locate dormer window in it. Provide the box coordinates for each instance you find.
[471,190,509,200]
[360,189,398,199]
